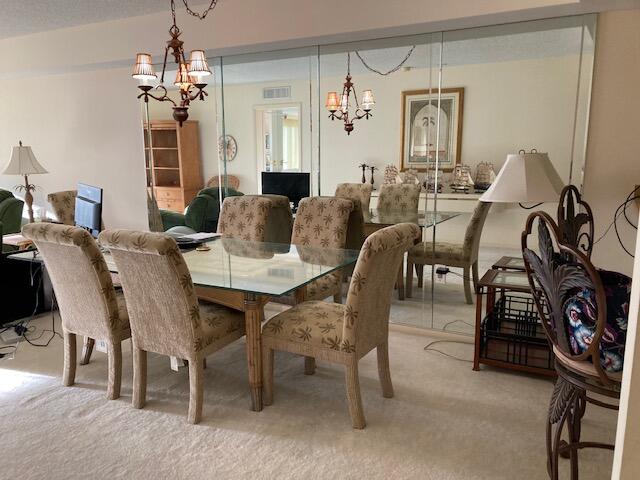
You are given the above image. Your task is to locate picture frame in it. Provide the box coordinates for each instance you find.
[400,87,464,172]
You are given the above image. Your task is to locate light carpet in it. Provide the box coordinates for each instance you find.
[0,314,616,479]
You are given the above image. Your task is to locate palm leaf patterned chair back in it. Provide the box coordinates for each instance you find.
[217,195,273,242]
[47,190,77,226]
[521,211,617,385]
[335,183,373,213]
[99,230,206,360]
[377,184,421,212]
[22,223,123,342]
[461,200,492,263]
[343,222,421,354]
[291,197,353,248]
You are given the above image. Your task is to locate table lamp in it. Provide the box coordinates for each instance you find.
[2,141,48,223]
[479,149,564,204]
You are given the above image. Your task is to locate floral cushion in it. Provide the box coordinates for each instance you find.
[564,269,630,373]
[262,300,354,352]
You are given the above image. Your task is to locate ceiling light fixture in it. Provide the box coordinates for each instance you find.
[132,0,218,126]
[325,52,374,135]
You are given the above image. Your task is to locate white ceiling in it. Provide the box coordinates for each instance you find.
[0,0,175,39]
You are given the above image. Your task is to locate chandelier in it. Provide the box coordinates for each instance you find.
[132,0,218,125]
[325,52,375,135]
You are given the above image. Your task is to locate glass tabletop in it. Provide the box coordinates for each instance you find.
[121,238,359,297]
[364,209,461,227]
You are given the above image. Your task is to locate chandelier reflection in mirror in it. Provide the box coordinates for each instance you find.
[325,52,375,135]
[132,0,218,126]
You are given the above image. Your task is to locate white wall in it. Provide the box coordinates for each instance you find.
[0,67,148,230]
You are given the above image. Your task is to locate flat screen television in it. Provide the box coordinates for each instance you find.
[75,183,103,238]
[261,172,310,211]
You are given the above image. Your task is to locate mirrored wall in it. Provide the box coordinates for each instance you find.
[139,14,597,335]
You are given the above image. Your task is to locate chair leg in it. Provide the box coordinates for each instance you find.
[304,356,316,375]
[547,377,580,480]
[463,266,473,304]
[202,357,207,370]
[132,346,147,409]
[187,355,204,424]
[416,265,424,288]
[377,342,394,398]
[406,260,414,298]
[344,359,366,429]
[262,347,274,406]
[396,264,405,300]
[106,341,122,400]
[79,337,95,365]
[472,261,479,292]
[333,292,342,304]
[62,331,76,387]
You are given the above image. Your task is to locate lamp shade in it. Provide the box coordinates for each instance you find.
[325,92,340,111]
[3,142,48,176]
[479,151,563,203]
[174,62,195,90]
[187,50,211,77]
[361,89,375,110]
[132,53,156,80]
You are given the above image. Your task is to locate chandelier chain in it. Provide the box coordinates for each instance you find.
[181,0,220,20]
[354,45,416,76]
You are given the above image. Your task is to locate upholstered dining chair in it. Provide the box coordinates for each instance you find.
[262,223,421,429]
[377,184,421,212]
[22,223,130,400]
[335,183,373,213]
[99,229,246,424]
[522,212,623,480]
[47,190,77,225]
[291,196,354,303]
[405,201,492,304]
[217,195,274,242]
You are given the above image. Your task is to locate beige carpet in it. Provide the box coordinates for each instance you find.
[0,312,616,479]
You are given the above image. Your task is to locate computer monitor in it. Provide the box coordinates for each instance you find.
[261,172,310,211]
[75,183,103,238]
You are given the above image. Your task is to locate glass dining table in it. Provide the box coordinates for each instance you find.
[362,209,462,299]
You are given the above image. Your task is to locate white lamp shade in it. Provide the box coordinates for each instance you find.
[3,143,48,176]
[479,152,563,203]
[187,50,211,77]
[132,53,157,80]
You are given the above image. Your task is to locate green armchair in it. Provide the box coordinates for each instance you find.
[161,186,243,234]
[0,189,25,252]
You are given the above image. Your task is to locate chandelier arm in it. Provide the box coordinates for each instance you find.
[355,46,416,76]
[160,45,170,84]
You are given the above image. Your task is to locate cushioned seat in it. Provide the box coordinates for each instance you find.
[408,241,467,262]
[198,300,245,348]
[553,346,623,383]
[307,272,343,303]
[263,301,346,350]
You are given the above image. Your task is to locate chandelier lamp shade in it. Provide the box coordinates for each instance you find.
[132,0,216,126]
[325,52,374,135]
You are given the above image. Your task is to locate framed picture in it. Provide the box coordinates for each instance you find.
[400,87,464,172]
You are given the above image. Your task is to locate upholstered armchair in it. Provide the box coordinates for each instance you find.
[406,201,492,304]
[22,223,131,400]
[162,186,244,233]
[0,189,24,252]
[99,229,246,424]
[377,184,421,212]
[262,223,421,428]
[291,196,353,303]
[335,183,373,213]
[47,190,77,225]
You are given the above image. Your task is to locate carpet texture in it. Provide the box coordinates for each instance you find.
[0,317,616,479]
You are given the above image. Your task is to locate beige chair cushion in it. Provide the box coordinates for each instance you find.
[307,272,342,301]
[408,241,467,263]
[553,346,623,383]
[198,300,245,350]
[263,301,349,351]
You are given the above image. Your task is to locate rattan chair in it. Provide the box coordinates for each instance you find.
[406,201,491,304]
[206,174,240,190]
[262,223,421,429]
[22,223,130,400]
[522,212,622,479]
[99,229,245,424]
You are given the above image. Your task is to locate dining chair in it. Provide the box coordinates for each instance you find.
[335,183,373,213]
[377,184,421,212]
[262,223,421,429]
[99,229,246,424]
[291,196,354,303]
[405,201,491,304]
[522,212,623,479]
[47,190,77,225]
[217,195,274,241]
[22,223,130,400]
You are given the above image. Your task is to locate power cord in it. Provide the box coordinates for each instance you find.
[423,340,473,363]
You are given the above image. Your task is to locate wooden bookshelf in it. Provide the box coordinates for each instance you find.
[144,120,203,212]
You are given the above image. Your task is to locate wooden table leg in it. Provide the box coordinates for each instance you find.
[295,286,316,375]
[473,288,483,371]
[244,293,263,411]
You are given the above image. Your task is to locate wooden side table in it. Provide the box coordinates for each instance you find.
[473,269,555,377]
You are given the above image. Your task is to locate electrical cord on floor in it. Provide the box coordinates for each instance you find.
[593,190,639,257]
[423,340,473,363]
